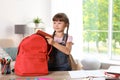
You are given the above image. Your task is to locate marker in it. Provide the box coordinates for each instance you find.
[39,78,53,80]
[26,78,30,80]
[34,78,39,80]
[6,59,11,65]
[2,58,6,64]
[1,58,6,74]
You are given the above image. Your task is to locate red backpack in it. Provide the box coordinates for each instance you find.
[15,31,52,76]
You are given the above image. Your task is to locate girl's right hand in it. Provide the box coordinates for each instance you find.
[45,36,55,45]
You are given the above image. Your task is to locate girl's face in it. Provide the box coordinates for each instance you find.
[53,21,67,32]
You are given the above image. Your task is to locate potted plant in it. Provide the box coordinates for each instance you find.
[33,17,42,27]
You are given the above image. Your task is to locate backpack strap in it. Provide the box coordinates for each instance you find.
[46,45,52,60]
[61,34,68,45]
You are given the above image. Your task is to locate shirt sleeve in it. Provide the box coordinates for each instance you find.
[67,35,73,43]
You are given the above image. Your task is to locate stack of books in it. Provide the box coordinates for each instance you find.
[105,66,120,79]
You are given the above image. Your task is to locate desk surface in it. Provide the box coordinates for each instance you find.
[0,71,106,80]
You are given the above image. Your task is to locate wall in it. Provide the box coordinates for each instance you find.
[51,0,83,60]
[0,0,51,46]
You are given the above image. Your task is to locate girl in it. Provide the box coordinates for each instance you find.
[46,13,73,71]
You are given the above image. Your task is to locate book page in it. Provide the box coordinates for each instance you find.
[68,70,105,78]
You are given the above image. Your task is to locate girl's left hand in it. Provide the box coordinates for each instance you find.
[45,36,55,45]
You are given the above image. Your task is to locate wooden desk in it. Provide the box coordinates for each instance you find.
[0,71,106,80]
[0,71,80,80]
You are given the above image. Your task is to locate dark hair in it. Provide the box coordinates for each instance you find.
[52,13,69,25]
[52,13,69,43]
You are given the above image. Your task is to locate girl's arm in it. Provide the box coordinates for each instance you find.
[52,42,72,55]
[45,36,73,55]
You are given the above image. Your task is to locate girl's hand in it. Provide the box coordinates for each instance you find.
[45,36,55,45]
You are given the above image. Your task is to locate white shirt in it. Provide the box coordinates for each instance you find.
[54,35,73,43]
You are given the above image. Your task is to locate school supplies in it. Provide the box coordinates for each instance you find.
[8,78,53,80]
[1,58,11,74]
[105,66,120,79]
[14,33,52,76]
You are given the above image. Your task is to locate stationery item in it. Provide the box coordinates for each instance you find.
[93,78,105,80]
[38,78,53,80]
[68,70,105,79]
[9,78,53,80]
[1,58,11,74]
[105,66,120,78]
[106,66,120,74]
[105,78,120,80]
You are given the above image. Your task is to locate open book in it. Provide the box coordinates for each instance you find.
[68,70,105,78]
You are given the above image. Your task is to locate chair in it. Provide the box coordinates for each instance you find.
[81,57,101,70]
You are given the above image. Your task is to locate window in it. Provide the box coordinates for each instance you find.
[83,0,120,60]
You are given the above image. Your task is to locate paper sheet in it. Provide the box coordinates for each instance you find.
[68,70,105,78]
